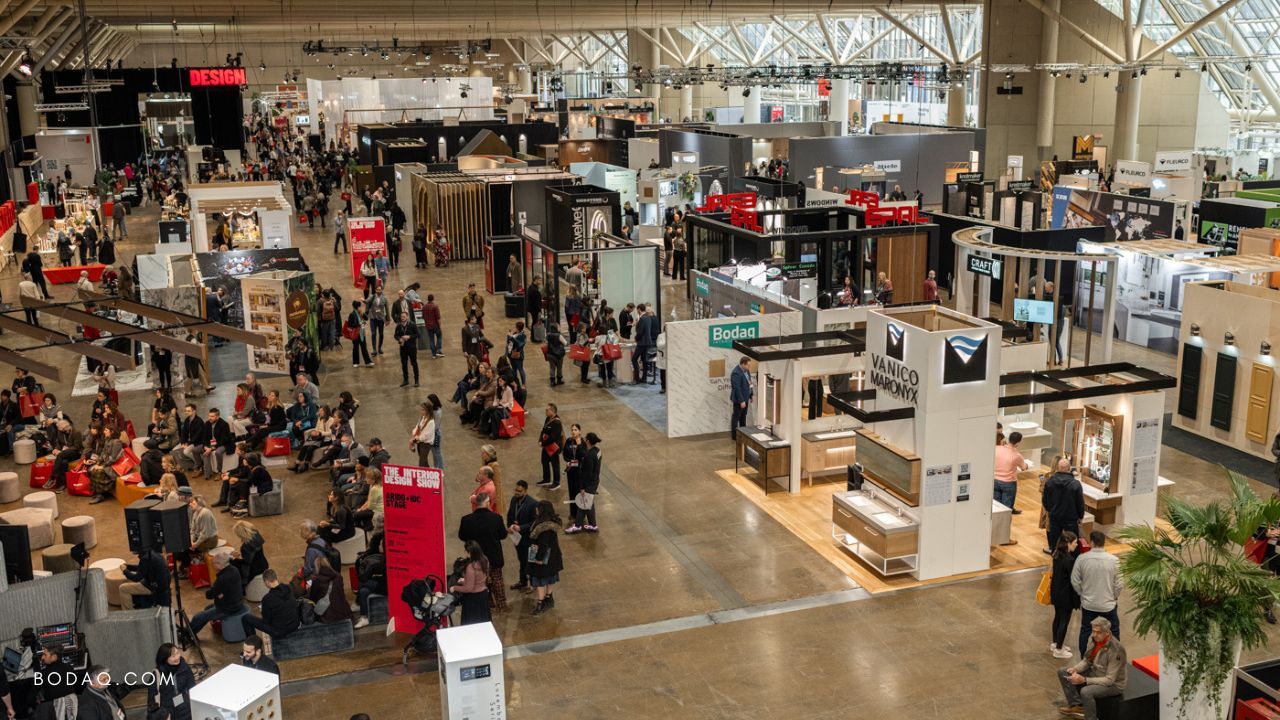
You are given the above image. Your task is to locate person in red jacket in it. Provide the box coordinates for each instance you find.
[423,294,443,358]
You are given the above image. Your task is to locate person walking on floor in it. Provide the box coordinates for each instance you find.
[423,294,444,358]
[1043,457,1085,554]
[1049,530,1080,660]
[539,404,563,489]
[1071,530,1121,657]
[450,541,492,625]
[994,431,1030,515]
[1055,616,1126,720]
[458,493,508,613]
[567,432,602,534]
[411,402,437,467]
[730,357,753,440]
[334,210,348,254]
[545,323,565,386]
[528,500,564,615]
[347,300,375,368]
[506,321,528,386]
[394,311,420,387]
[368,285,388,356]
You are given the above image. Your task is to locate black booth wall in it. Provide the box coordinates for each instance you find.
[38,68,244,166]
[659,128,750,177]
[356,121,559,165]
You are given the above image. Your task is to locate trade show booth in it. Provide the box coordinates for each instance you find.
[194,248,309,329]
[240,270,319,375]
[520,226,661,333]
[1198,196,1280,255]
[543,184,622,252]
[186,182,293,253]
[1050,186,1177,242]
[568,162,638,210]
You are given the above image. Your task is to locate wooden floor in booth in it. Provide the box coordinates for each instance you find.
[714,467,1138,595]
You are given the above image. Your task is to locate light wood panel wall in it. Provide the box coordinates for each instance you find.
[874,231,929,304]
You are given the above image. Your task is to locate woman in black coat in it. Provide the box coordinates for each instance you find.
[319,489,356,545]
[1049,530,1080,658]
[528,500,564,616]
[309,556,354,624]
[562,424,586,526]
[147,642,196,720]
[570,432,602,532]
[230,520,269,588]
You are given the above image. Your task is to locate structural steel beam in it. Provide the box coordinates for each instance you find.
[768,16,834,65]
[80,292,269,347]
[1138,0,1244,62]
[0,314,136,369]
[874,9,952,62]
[0,347,60,382]
[19,296,204,356]
[0,0,44,41]
[691,22,749,65]
[31,14,77,73]
[938,4,961,64]
[1022,0,1125,63]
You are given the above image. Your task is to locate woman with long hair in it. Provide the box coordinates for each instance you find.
[147,642,196,720]
[308,555,354,624]
[450,541,492,625]
[245,390,288,450]
[410,402,437,467]
[1049,530,1080,659]
[559,423,585,501]
[319,488,356,545]
[567,432,602,534]
[528,500,564,615]
[229,520,269,587]
[290,404,335,473]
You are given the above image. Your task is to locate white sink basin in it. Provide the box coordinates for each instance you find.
[872,511,907,528]
[848,495,873,508]
[1008,421,1040,432]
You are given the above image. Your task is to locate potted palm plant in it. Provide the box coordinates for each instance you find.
[1116,470,1280,720]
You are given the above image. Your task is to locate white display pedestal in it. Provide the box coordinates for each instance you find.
[437,622,506,720]
[189,664,281,720]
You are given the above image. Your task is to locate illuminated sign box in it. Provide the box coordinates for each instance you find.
[188,68,246,88]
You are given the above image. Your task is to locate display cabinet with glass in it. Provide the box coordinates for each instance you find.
[1061,405,1123,493]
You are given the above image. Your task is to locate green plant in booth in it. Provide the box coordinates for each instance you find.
[678,172,699,200]
[1116,470,1280,719]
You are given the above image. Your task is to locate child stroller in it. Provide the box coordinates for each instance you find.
[401,574,457,666]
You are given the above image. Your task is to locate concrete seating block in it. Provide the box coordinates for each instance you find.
[23,490,58,518]
[13,438,35,465]
[61,515,97,549]
[103,566,126,607]
[272,620,355,660]
[245,575,268,603]
[0,472,20,503]
[40,543,77,574]
[249,479,283,517]
[0,507,55,549]
[217,606,250,643]
[90,557,126,573]
[335,532,367,564]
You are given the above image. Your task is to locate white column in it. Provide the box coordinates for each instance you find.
[1036,0,1061,157]
[517,67,532,94]
[648,28,661,106]
[680,84,693,122]
[828,78,849,135]
[946,81,966,126]
[16,82,37,138]
[744,88,761,123]
[1113,71,1142,161]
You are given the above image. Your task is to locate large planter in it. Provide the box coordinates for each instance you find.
[1159,640,1242,720]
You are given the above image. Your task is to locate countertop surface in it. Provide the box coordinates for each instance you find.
[833,490,919,534]
[740,426,790,448]
[802,429,860,442]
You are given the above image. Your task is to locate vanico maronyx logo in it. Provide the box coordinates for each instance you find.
[943,334,988,385]
[886,322,905,361]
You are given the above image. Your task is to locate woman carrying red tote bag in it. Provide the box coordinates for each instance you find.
[568,344,593,363]
[601,343,622,362]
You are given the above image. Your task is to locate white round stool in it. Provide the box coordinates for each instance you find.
[131,437,148,457]
[13,438,35,465]
[23,490,58,519]
[90,557,125,573]
[0,471,19,503]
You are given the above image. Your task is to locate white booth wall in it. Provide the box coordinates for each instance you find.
[305,77,495,136]
[35,128,98,187]
[186,182,294,253]
[597,247,659,313]
[568,162,637,209]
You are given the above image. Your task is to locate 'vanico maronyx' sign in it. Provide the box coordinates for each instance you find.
[869,352,920,406]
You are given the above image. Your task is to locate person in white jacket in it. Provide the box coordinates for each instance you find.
[656,331,667,393]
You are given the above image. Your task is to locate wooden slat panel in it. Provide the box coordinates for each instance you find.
[0,314,137,369]
[19,297,204,356]
[79,292,268,347]
[0,347,62,383]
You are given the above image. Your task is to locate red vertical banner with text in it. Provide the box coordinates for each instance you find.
[348,216,386,289]
[382,463,446,633]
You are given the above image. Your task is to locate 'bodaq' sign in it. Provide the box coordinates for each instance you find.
[709,320,759,348]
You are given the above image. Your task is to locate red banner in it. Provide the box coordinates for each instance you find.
[382,463,446,633]
[348,216,386,289]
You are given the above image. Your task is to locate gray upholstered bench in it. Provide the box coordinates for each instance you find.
[272,620,354,660]
[367,594,388,624]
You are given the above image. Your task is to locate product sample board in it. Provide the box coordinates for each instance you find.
[1049,186,1176,242]
[240,271,317,375]
[1178,342,1202,420]
[1211,352,1238,431]
[1247,363,1274,443]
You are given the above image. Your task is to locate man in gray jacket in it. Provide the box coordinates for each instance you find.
[1056,616,1127,719]
[1071,530,1121,656]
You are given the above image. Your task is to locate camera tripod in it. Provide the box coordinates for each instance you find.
[169,553,209,678]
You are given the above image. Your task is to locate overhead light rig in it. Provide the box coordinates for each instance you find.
[300,39,493,62]
[594,62,966,92]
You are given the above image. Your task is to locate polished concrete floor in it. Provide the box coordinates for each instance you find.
[0,202,1274,719]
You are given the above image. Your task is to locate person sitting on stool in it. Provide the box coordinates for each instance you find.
[120,546,171,609]
[1055,616,1126,720]
[187,553,244,638]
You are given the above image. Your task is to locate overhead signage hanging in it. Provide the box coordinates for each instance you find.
[188,67,247,87]
[967,255,1002,279]
[1007,155,1024,169]
[1154,151,1193,173]
[1115,160,1152,187]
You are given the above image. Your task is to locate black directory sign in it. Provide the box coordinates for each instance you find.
[1008,180,1035,192]
[956,172,984,184]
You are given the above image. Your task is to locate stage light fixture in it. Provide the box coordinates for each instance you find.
[1131,70,1137,78]
[1139,67,1147,76]
[1201,62,1208,72]
[1175,69,1181,78]
[742,88,750,97]
[1263,340,1272,356]
[17,56,31,76]
[1226,331,1236,346]
[1245,62,1253,71]
[1079,74,1087,84]
[1103,70,1110,77]
[259,62,266,71]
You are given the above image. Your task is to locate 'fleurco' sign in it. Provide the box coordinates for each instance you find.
[1154,151,1193,173]
[709,321,759,348]
[188,67,247,87]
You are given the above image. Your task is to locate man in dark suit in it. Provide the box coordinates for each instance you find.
[170,403,208,474]
[505,481,537,591]
[394,311,419,388]
[202,408,235,477]
[459,491,509,611]
[730,357,753,439]
[632,304,658,383]
[242,569,300,640]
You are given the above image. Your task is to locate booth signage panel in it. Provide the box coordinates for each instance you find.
[188,67,247,87]
[941,334,988,385]
[708,320,759,348]
[956,172,984,184]
[1116,160,1152,187]
[383,463,446,633]
[1155,151,1193,173]
[1008,180,1034,192]
[967,255,1002,279]
[695,276,710,296]
[874,160,902,173]
[348,217,387,288]
[1007,155,1023,168]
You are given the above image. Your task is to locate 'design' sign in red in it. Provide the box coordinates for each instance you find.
[188,67,246,87]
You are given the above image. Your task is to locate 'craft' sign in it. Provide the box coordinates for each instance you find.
[188,67,246,87]
[709,320,759,348]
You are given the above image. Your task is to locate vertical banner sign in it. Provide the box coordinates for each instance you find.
[348,217,387,289]
[382,464,446,633]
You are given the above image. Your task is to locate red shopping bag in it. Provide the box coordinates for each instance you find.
[67,470,92,496]
[568,344,592,363]
[118,472,142,485]
[510,400,525,429]
[601,343,622,361]
[298,213,308,224]
[29,458,53,488]
[124,420,136,441]
[19,391,44,418]
[188,559,211,588]
[264,435,292,457]
[111,448,139,476]
[1246,537,1268,564]
[498,417,521,438]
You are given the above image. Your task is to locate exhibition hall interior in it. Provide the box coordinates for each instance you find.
[8,0,1280,718]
